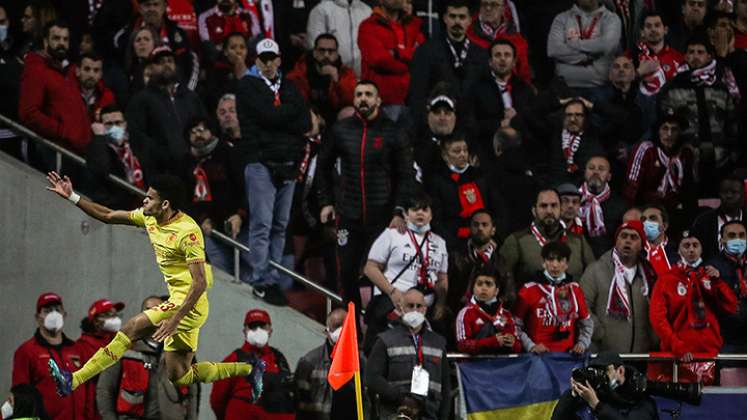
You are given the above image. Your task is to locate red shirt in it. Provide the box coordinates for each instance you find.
[76,331,115,420]
[514,279,590,352]
[455,297,521,354]
[12,331,88,419]
[198,6,257,45]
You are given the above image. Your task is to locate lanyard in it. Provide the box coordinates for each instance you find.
[407,230,431,287]
[575,13,602,40]
[446,38,469,69]
[260,74,282,106]
[410,333,424,366]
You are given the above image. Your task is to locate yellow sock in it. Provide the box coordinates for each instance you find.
[72,332,131,389]
[173,362,253,385]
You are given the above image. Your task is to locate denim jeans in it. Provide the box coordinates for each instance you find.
[205,226,252,283]
[244,162,296,286]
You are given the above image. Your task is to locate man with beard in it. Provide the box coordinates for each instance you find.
[691,176,746,261]
[658,36,739,194]
[549,99,604,185]
[579,156,626,257]
[464,38,536,167]
[19,20,92,154]
[558,183,585,236]
[287,33,357,125]
[668,0,708,53]
[580,221,658,353]
[126,46,207,179]
[500,189,595,285]
[631,12,684,97]
[407,0,487,122]
[73,52,116,120]
[317,80,413,314]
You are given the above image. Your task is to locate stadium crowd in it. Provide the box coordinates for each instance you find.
[2,0,747,418]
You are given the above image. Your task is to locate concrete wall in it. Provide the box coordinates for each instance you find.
[0,153,325,418]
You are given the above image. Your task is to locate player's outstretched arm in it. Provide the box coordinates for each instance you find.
[46,171,134,225]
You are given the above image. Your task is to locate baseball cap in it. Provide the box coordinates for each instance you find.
[256,38,280,57]
[149,45,174,63]
[428,95,455,111]
[88,299,125,320]
[589,351,623,367]
[244,309,271,326]
[36,292,63,313]
[556,183,581,197]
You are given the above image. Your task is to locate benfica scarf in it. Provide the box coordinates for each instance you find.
[579,182,611,237]
[192,159,213,202]
[607,249,651,321]
[530,222,567,247]
[561,129,582,174]
[646,237,672,277]
[637,41,667,96]
[690,59,717,87]
[240,0,274,38]
[469,240,496,264]
[469,296,512,330]
[677,265,710,329]
[656,147,684,196]
[725,253,747,298]
[108,141,144,189]
[537,281,580,326]
[678,60,741,101]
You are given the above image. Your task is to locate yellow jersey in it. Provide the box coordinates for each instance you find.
[129,209,213,303]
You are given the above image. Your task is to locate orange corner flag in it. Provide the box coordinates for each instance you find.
[327,302,360,391]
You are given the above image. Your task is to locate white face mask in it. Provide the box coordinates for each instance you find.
[328,327,342,344]
[1,401,12,420]
[44,311,64,332]
[102,317,122,332]
[402,311,426,329]
[246,327,269,347]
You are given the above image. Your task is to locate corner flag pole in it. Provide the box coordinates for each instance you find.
[354,369,364,420]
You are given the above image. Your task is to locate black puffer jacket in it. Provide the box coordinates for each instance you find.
[235,67,311,166]
[317,113,414,223]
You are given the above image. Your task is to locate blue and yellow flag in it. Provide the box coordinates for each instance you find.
[458,353,586,420]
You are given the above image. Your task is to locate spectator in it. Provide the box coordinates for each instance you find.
[306,0,372,77]
[668,0,708,52]
[366,288,451,420]
[464,39,536,166]
[317,80,411,312]
[447,209,501,314]
[76,299,125,420]
[580,221,658,353]
[362,194,449,353]
[357,0,425,106]
[500,188,595,283]
[514,241,593,354]
[113,0,199,91]
[120,25,161,99]
[602,0,654,51]
[216,93,241,142]
[648,233,737,383]
[641,205,679,277]
[557,183,584,236]
[691,176,746,261]
[658,35,739,190]
[427,132,498,250]
[549,98,604,185]
[547,0,622,98]
[623,112,697,215]
[183,118,249,282]
[411,91,459,184]
[706,221,747,355]
[456,264,521,354]
[0,383,49,420]
[235,38,313,305]
[86,105,144,208]
[407,0,487,120]
[17,0,57,57]
[287,33,357,126]
[197,0,257,57]
[200,32,248,114]
[0,4,25,160]
[18,20,91,154]
[295,308,368,419]
[12,293,86,419]
[631,11,684,97]
[73,52,116,120]
[126,46,207,179]
[210,309,295,419]
[736,0,747,48]
[96,295,199,420]
[465,0,530,84]
[579,156,626,257]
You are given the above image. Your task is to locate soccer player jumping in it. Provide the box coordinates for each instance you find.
[44,171,262,398]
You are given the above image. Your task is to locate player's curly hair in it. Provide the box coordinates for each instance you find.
[149,175,186,211]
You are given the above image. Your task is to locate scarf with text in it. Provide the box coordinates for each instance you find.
[656,147,684,196]
[530,221,567,247]
[561,129,582,174]
[637,41,667,96]
[607,249,650,321]
[579,182,611,237]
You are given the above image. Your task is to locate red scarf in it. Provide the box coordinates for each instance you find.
[575,13,602,40]
[725,253,747,298]
[192,159,213,202]
[677,265,711,329]
[637,41,667,96]
[561,129,582,174]
[469,240,495,264]
[579,182,611,237]
[607,249,651,321]
[646,238,672,277]
[108,142,144,189]
[656,147,683,196]
[468,296,513,331]
[536,282,580,325]
[407,230,432,289]
[530,222,567,247]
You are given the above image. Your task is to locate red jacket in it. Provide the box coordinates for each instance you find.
[456,297,522,354]
[649,264,737,357]
[70,78,116,122]
[358,8,425,105]
[286,55,357,113]
[76,331,115,420]
[623,141,696,209]
[18,52,92,153]
[12,330,88,420]
[465,17,532,85]
[197,6,256,45]
[210,343,295,420]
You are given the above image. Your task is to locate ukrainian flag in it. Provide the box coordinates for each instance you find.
[457,353,586,420]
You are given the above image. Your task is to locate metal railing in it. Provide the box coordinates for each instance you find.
[0,113,343,312]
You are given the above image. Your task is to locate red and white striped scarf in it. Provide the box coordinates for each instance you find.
[656,147,683,195]
[579,182,611,237]
[530,222,567,247]
[607,249,649,321]
[561,129,582,174]
[108,141,144,189]
[192,159,213,202]
[637,41,667,96]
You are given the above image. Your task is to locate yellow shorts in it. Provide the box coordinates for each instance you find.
[143,296,209,352]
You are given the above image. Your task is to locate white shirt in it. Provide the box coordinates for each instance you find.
[368,228,449,305]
